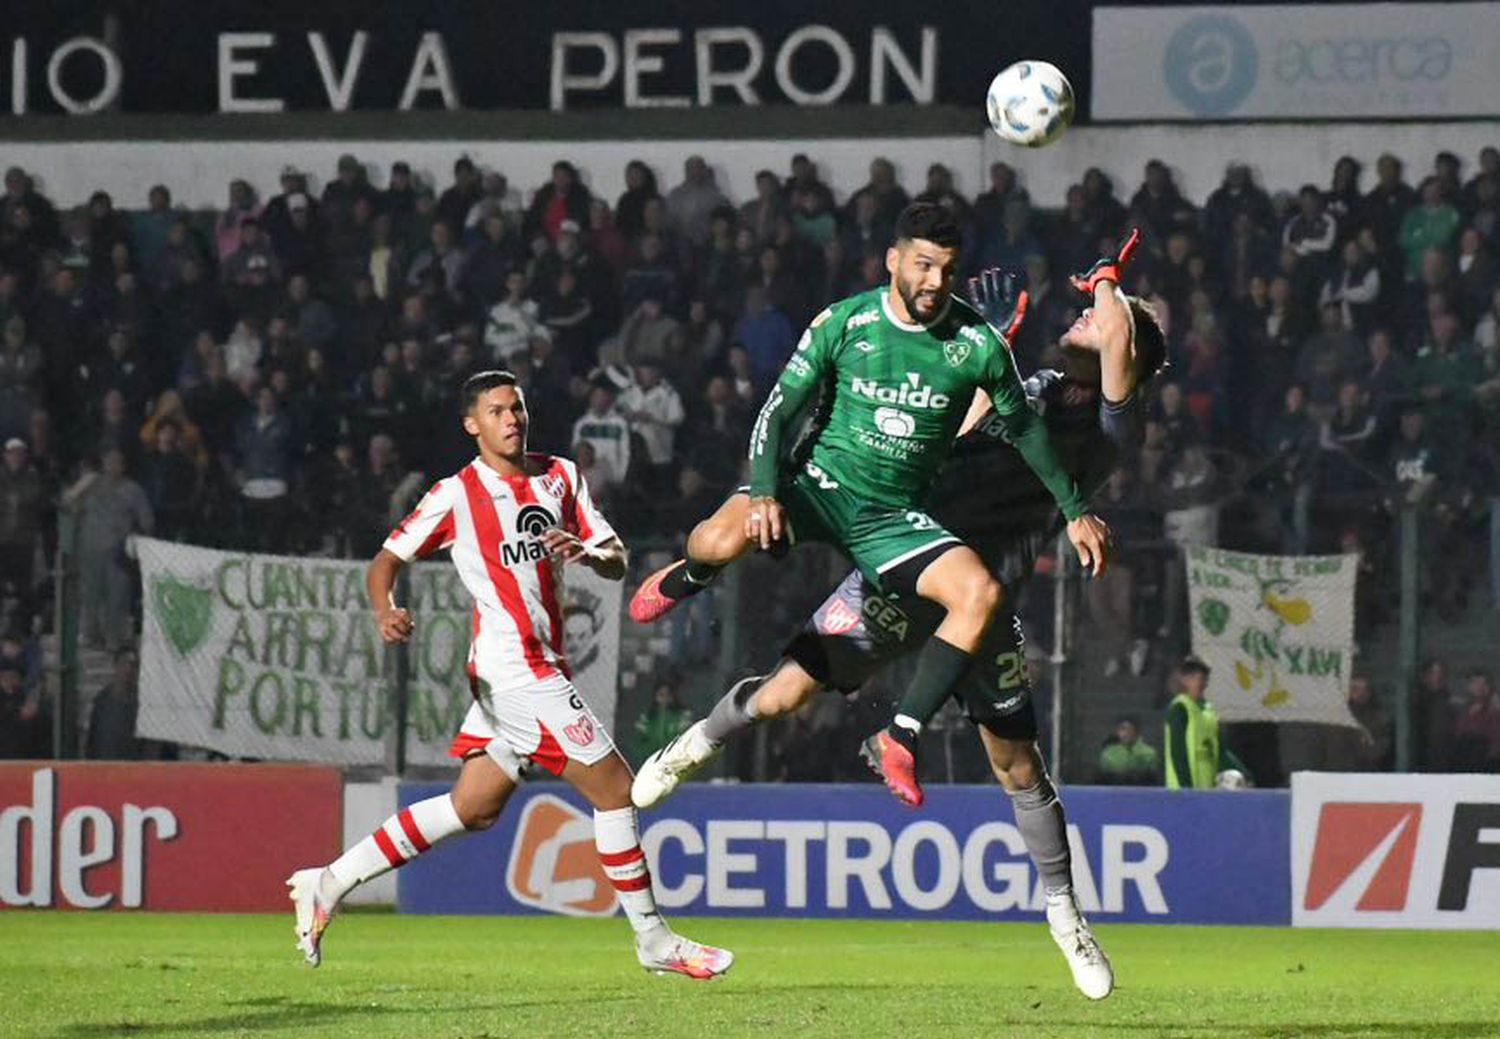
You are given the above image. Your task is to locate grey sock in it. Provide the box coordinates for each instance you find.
[1009,776,1073,893]
[701,675,762,745]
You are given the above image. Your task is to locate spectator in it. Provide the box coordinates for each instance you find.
[732,285,797,399]
[615,160,661,240]
[233,386,295,550]
[0,437,42,598]
[140,419,200,540]
[914,162,971,224]
[1296,303,1363,418]
[86,647,146,760]
[1451,670,1500,771]
[618,361,684,492]
[840,191,894,275]
[0,317,42,438]
[1164,655,1250,789]
[783,153,836,216]
[1284,185,1338,274]
[1080,167,1127,239]
[1326,156,1364,238]
[973,161,1030,249]
[666,156,728,248]
[527,160,592,243]
[1098,717,1160,785]
[321,154,380,233]
[1129,160,1196,243]
[1327,676,1393,771]
[571,382,631,491]
[1455,227,1496,324]
[1089,466,1155,677]
[621,233,679,313]
[1400,178,1460,279]
[846,157,909,229]
[66,449,153,651]
[483,271,546,364]
[1205,162,1276,243]
[0,655,47,759]
[1319,237,1381,334]
[1261,383,1318,552]
[733,169,782,250]
[612,297,680,369]
[633,676,693,761]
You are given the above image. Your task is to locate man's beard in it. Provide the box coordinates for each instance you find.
[898,278,943,323]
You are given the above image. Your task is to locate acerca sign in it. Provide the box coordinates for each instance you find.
[399,783,1291,925]
[1292,773,1500,929]
[0,763,341,911]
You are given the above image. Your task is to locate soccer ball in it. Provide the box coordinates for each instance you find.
[1215,769,1249,790]
[985,61,1075,148]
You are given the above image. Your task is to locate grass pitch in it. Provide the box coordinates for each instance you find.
[2,912,1497,1038]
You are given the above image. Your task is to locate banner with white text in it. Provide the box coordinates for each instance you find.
[1186,546,1359,728]
[134,538,620,765]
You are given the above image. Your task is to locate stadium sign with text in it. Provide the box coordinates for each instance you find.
[1093,4,1500,120]
[1292,773,1500,929]
[1187,547,1360,728]
[133,537,621,765]
[0,763,340,911]
[398,783,1290,925]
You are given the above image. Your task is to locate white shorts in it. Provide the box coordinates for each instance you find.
[448,672,615,777]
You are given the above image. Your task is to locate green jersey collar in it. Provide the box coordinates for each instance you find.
[881,289,951,333]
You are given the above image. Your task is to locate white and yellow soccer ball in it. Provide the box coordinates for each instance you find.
[985,60,1075,147]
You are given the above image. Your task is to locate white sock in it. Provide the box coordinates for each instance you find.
[321,794,466,905]
[894,714,922,735]
[593,806,667,940]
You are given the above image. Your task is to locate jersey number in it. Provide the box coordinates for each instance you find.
[994,651,1024,692]
[905,511,939,532]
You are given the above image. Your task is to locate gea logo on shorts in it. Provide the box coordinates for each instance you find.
[504,794,616,917]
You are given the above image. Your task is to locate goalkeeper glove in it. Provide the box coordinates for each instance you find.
[966,267,1029,342]
[1070,227,1141,296]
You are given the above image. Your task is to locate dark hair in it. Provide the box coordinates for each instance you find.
[894,201,961,250]
[461,369,519,414]
[1126,296,1167,383]
[1177,654,1211,678]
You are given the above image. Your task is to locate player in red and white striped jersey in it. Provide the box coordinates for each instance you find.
[288,370,731,981]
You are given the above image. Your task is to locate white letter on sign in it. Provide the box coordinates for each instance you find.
[121,804,178,909]
[59,806,114,909]
[826,821,891,909]
[694,27,763,105]
[550,32,619,111]
[640,819,703,908]
[624,29,689,108]
[961,822,1028,912]
[774,25,855,106]
[892,821,961,911]
[706,820,764,907]
[218,33,284,113]
[0,768,54,906]
[399,33,459,110]
[307,31,369,112]
[1102,824,1169,914]
[870,27,936,104]
[766,821,823,908]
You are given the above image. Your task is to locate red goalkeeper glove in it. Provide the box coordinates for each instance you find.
[966,267,1029,342]
[1069,227,1141,296]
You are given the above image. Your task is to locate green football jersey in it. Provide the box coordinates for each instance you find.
[748,287,1086,518]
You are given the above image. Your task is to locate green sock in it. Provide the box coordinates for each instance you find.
[893,637,973,730]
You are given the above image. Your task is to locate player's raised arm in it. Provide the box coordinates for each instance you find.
[1072,229,1142,407]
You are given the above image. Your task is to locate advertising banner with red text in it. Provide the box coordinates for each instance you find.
[0,763,341,911]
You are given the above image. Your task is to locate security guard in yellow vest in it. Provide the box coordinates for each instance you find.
[1164,655,1249,789]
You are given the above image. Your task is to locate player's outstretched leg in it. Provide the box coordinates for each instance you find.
[980,729,1112,1000]
[570,752,733,979]
[634,662,824,808]
[630,494,755,623]
[288,749,519,966]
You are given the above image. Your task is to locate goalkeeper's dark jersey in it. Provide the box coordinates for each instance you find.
[927,370,1142,553]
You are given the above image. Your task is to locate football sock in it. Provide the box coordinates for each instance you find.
[320,794,466,905]
[701,675,762,745]
[1009,776,1074,894]
[658,559,720,600]
[594,806,666,937]
[892,637,974,732]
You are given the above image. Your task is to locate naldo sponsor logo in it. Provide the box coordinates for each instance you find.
[851,372,951,410]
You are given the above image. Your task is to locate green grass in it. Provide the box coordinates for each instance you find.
[1,913,1498,1039]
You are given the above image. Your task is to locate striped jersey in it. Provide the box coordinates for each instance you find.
[383,453,616,694]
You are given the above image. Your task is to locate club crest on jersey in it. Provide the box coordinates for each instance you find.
[563,713,596,746]
[541,472,566,500]
[818,597,862,636]
[943,340,972,367]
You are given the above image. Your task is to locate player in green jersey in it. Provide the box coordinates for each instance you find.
[630,203,1110,804]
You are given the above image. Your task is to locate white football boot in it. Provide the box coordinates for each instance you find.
[631,719,720,809]
[636,928,735,980]
[1046,889,1114,1000]
[287,867,335,967]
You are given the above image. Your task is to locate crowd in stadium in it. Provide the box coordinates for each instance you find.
[1,144,1498,772]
